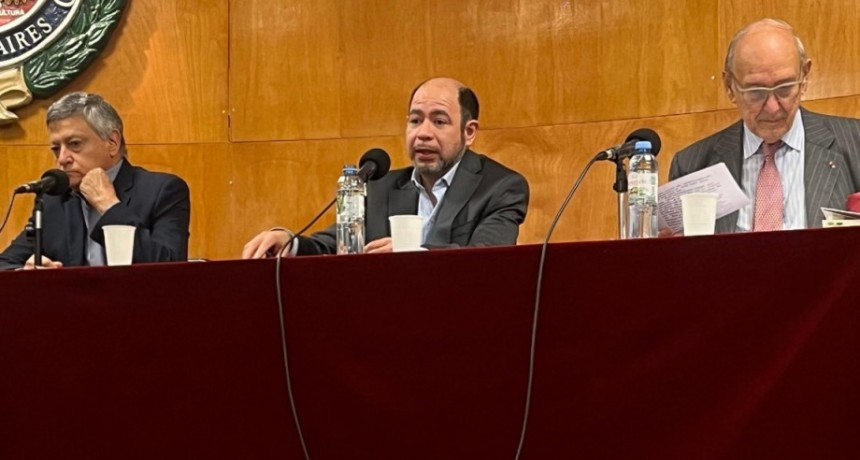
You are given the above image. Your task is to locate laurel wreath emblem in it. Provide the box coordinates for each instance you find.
[23,0,125,98]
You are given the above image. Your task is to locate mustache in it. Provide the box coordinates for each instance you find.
[411,145,440,153]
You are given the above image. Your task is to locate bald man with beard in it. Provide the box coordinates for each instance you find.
[243,77,529,257]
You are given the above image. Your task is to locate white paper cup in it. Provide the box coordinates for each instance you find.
[388,215,424,252]
[103,225,136,266]
[680,193,718,236]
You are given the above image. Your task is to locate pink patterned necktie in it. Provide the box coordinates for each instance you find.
[753,141,784,231]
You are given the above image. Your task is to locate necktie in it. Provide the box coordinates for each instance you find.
[753,141,784,231]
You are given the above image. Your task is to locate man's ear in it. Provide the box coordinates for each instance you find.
[800,59,813,95]
[463,120,479,147]
[106,130,122,157]
[722,71,737,104]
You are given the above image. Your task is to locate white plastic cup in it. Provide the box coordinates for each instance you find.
[103,225,136,266]
[680,192,718,236]
[388,215,424,252]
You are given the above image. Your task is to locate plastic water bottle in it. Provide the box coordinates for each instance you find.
[627,141,658,238]
[336,164,366,254]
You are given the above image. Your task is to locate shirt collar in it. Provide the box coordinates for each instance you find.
[743,109,805,159]
[106,158,123,182]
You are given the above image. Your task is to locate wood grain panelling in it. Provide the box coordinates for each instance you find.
[229,0,344,141]
[429,0,722,128]
[337,1,432,138]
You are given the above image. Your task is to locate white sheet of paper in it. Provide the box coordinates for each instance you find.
[821,207,860,220]
[657,163,750,233]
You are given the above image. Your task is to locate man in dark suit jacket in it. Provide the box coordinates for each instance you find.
[243,77,529,257]
[0,92,190,270]
[670,19,860,233]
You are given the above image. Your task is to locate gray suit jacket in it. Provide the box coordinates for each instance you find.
[295,149,529,254]
[670,108,860,233]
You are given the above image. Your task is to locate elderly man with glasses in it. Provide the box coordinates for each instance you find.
[670,18,860,233]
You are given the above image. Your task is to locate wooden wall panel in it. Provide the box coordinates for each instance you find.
[231,0,724,139]
[337,1,432,138]
[229,0,344,141]
[429,0,722,128]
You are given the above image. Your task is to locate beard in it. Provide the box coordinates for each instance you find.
[412,132,467,178]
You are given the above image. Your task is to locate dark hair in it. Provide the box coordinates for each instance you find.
[457,86,479,124]
[408,79,480,128]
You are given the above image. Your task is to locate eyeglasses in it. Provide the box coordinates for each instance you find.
[731,76,805,105]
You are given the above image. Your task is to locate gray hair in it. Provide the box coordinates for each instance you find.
[724,18,809,78]
[46,92,127,156]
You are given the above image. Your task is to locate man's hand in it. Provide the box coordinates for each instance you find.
[364,237,393,254]
[242,229,292,259]
[658,228,682,238]
[23,255,63,270]
[79,168,120,214]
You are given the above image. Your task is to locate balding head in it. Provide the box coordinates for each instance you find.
[724,18,809,85]
[722,19,812,143]
[409,77,479,128]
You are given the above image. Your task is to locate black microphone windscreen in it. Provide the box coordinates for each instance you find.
[359,148,391,181]
[625,128,662,155]
[42,169,70,196]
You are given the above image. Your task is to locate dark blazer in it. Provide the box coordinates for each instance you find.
[670,108,860,233]
[295,149,529,255]
[0,160,191,270]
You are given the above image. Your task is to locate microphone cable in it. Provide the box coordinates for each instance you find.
[271,196,336,460]
[0,193,18,236]
[514,154,601,460]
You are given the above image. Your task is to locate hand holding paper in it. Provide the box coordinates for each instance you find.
[657,163,750,235]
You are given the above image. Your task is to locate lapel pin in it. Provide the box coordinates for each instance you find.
[828,161,836,169]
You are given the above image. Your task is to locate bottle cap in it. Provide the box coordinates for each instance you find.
[634,141,652,151]
[342,164,358,174]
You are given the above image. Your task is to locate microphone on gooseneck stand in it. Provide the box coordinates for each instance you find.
[271,147,391,460]
[276,148,392,258]
[595,128,662,161]
[514,128,662,460]
[15,169,70,196]
[357,147,392,182]
[13,170,71,266]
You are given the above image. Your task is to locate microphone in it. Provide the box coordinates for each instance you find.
[275,148,391,258]
[596,128,662,161]
[14,169,70,196]
[357,148,391,182]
